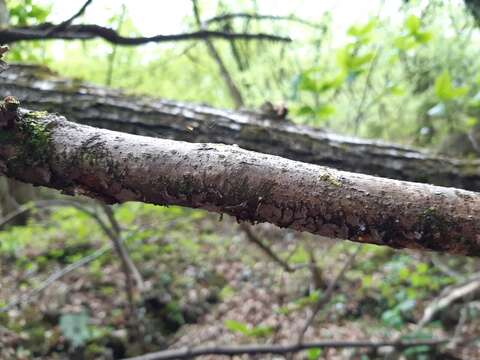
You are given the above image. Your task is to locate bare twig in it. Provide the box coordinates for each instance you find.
[352,47,382,135]
[0,199,143,314]
[0,199,99,229]
[418,276,480,328]
[0,24,291,45]
[99,204,144,290]
[122,338,448,360]
[297,245,362,344]
[239,223,294,272]
[0,244,111,312]
[205,12,321,29]
[105,4,127,86]
[191,0,245,109]
[431,254,465,280]
[449,301,480,350]
[47,0,93,34]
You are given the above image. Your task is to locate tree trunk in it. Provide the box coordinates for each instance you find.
[2,110,480,257]
[1,64,480,192]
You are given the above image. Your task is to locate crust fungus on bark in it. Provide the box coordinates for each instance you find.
[1,110,480,256]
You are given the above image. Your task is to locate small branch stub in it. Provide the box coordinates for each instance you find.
[0,45,19,128]
[0,96,20,129]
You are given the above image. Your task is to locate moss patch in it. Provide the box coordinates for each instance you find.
[16,114,53,165]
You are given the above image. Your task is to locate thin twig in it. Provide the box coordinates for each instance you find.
[239,223,294,272]
[105,4,127,86]
[0,244,111,312]
[122,338,448,360]
[297,245,362,344]
[0,199,100,229]
[431,254,465,280]
[99,204,144,290]
[205,12,321,29]
[47,0,93,34]
[191,0,245,109]
[418,276,480,328]
[352,47,382,135]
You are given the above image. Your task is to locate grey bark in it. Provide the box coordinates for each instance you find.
[1,64,480,192]
[0,3,35,220]
[2,111,480,257]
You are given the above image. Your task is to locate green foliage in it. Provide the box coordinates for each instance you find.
[224,320,274,338]
[434,70,469,101]
[394,15,433,50]
[59,311,91,348]
[306,348,323,360]
[7,0,49,25]
[6,0,51,62]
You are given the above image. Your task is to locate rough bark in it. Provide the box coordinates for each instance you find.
[2,110,480,257]
[0,4,36,220]
[1,65,479,192]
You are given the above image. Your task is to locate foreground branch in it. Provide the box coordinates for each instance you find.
[0,24,291,45]
[1,65,480,192]
[123,338,448,360]
[2,111,480,256]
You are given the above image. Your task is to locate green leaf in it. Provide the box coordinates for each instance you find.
[307,348,323,360]
[388,84,406,96]
[382,309,403,328]
[416,263,429,274]
[59,311,90,348]
[224,320,250,336]
[362,274,373,288]
[298,74,319,92]
[337,47,374,71]
[347,19,377,40]
[398,267,410,280]
[393,35,417,50]
[434,70,469,101]
[350,52,375,69]
[295,105,316,117]
[249,325,274,338]
[414,31,433,44]
[466,116,478,128]
[289,245,309,264]
[405,15,421,34]
[316,104,336,118]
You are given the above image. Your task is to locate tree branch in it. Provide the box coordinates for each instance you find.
[191,0,245,109]
[239,223,294,272]
[0,243,110,312]
[122,338,448,360]
[0,24,291,45]
[297,245,362,344]
[3,110,480,257]
[205,12,321,29]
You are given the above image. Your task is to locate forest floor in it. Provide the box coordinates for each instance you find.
[0,202,479,359]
